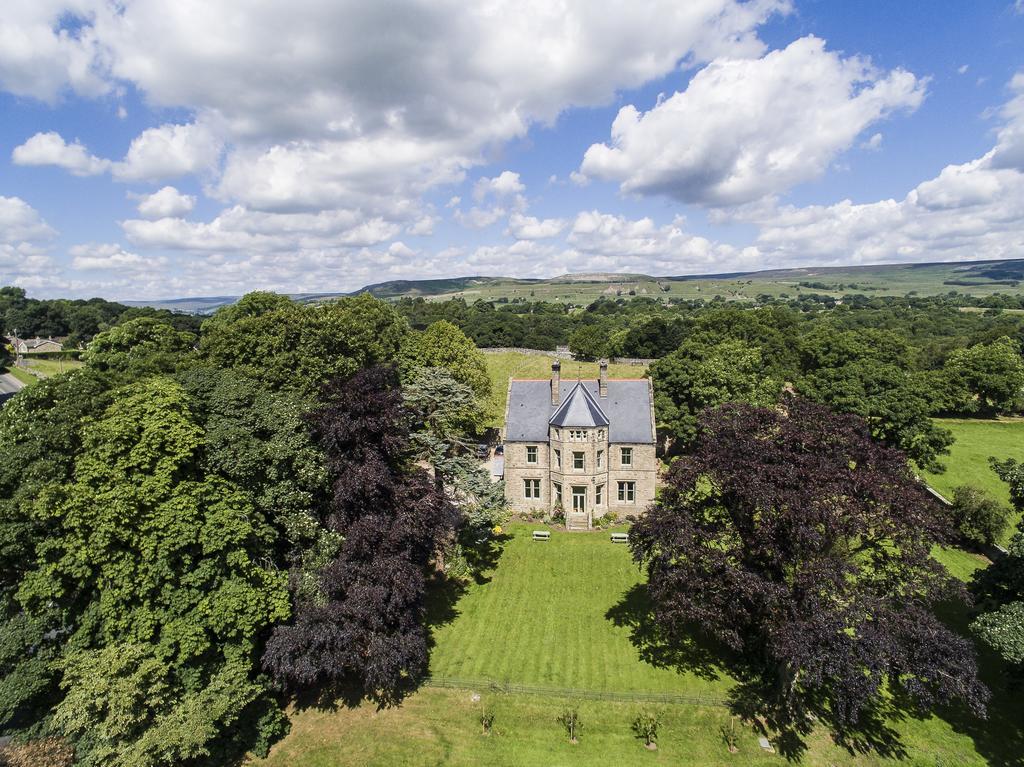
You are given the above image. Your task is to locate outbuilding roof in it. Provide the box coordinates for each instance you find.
[505,378,653,444]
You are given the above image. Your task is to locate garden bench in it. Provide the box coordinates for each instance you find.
[532,530,551,541]
[610,532,629,544]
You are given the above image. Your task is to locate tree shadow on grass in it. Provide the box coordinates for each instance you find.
[607,582,913,762]
[928,596,1024,767]
[605,583,726,682]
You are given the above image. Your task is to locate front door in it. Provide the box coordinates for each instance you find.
[572,486,586,514]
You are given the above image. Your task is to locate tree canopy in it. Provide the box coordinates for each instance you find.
[631,398,988,736]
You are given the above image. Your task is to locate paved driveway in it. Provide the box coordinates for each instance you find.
[0,372,25,406]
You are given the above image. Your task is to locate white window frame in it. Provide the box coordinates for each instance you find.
[569,429,587,442]
[526,445,538,464]
[524,478,541,499]
[617,481,635,502]
[572,451,585,471]
[620,447,633,466]
[596,484,604,505]
[554,448,561,469]
[553,482,562,505]
[596,449,604,469]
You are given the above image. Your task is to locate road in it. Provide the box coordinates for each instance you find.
[0,371,25,406]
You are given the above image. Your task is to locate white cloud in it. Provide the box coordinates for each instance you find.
[0,196,58,285]
[12,123,221,184]
[741,77,1024,268]
[0,1,108,102]
[473,171,525,201]
[113,122,223,182]
[2,0,789,219]
[69,242,163,270]
[581,36,926,207]
[958,64,969,75]
[134,186,196,219]
[506,213,567,239]
[0,196,57,244]
[861,132,883,151]
[567,210,755,273]
[12,131,110,176]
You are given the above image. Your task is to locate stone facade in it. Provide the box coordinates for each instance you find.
[502,361,657,526]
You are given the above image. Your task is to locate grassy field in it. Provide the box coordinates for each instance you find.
[23,357,83,377]
[251,525,1021,766]
[924,418,1024,543]
[483,352,647,427]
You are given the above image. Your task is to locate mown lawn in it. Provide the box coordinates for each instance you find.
[251,525,1018,766]
[482,351,647,427]
[924,417,1024,543]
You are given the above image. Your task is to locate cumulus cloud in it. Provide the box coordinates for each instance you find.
[12,123,221,184]
[506,213,567,240]
[0,196,58,286]
[581,36,926,206]
[0,1,108,102]
[134,186,196,219]
[741,78,1024,267]
[12,131,110,175]
[69,242,163,270]
[113,122,223,182]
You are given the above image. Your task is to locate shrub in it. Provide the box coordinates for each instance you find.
[632,710,660,748]
[480,706,495,735]
[721,718,740,753]
[556,707,582,743]
[952,485,1012,547]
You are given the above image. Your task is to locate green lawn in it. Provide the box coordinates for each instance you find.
[24,357,83,377]
[2,366,35,386]
[924,417,1024,543]
[483,352,647,427]
[429,525,726,696]
[252,525,1019,766]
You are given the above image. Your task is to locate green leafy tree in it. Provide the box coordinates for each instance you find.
[9,379,289,763]
[174,367,335,605]
[951,485,1012,548]
[649,339,781,451]
[568,324,609,361]
[401,320,490,398]
[942,336,1024,415]
[199,292,408,395]
[971,459,1024,676]
[82,317,196,381]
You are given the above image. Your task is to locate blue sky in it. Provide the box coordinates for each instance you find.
[1,0,1022,299]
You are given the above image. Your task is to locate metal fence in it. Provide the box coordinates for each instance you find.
[422,676,729,707]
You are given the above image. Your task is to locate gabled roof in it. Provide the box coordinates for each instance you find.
[504,378,654,443]
[548,381,609,428]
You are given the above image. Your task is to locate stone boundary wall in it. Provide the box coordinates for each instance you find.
[480,347,654,366]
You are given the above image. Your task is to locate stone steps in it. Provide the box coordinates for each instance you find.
[566,513,590,532]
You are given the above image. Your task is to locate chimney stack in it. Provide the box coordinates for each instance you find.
[599,359,608,398]
[551,360,561,405]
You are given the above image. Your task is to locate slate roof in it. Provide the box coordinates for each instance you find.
[505,379,653,443]
[549,382,610,428]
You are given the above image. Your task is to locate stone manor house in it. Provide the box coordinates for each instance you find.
[502,360,657,529]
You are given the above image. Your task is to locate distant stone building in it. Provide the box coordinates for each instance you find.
[502,360,657,529]
[12,337,64,354]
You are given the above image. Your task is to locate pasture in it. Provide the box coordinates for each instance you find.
[925,417,1024,543]
[482,351,647,427]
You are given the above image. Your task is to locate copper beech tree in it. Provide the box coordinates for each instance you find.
[631,397,989,731]
[262,366,459,701]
